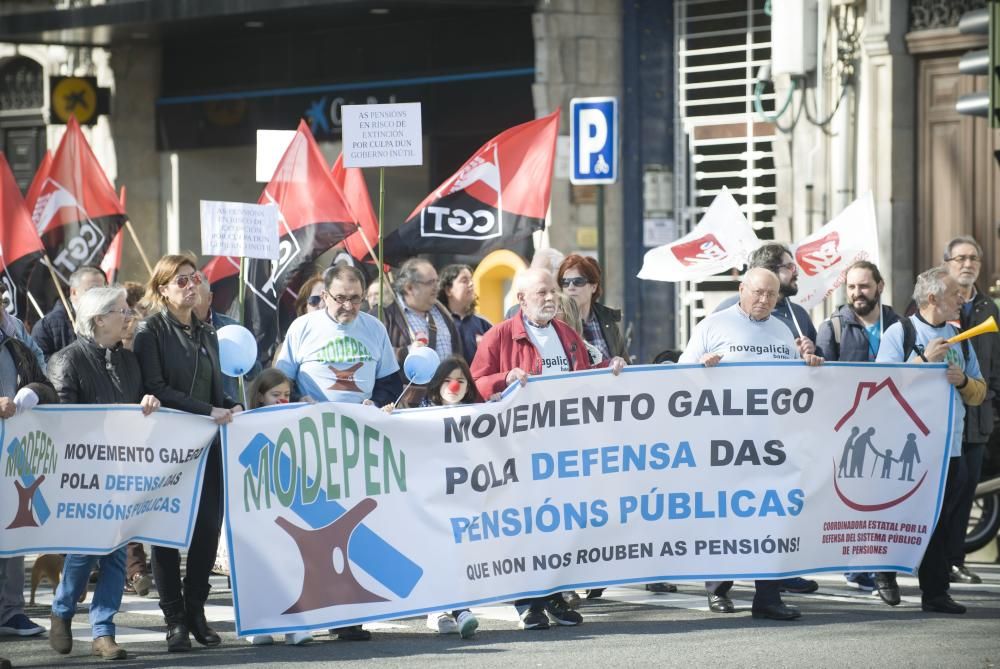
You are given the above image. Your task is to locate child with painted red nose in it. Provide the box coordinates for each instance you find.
[240,368,313,646]
[415,356,483,638]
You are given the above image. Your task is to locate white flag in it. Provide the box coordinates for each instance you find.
[637,187,760,282]
[790,192,880,309]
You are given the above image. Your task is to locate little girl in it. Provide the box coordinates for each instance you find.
[242,369,312,646]
[420,356,482,639]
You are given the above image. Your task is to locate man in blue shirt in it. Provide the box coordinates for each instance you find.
[876,265,986,614]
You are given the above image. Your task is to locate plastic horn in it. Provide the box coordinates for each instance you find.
[946,316,998,344]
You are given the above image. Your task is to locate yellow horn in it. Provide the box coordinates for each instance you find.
[947,316,999,344]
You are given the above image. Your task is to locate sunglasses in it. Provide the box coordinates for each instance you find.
[170,273,203,288]
[560,277,590,288]
[307,295,323,307]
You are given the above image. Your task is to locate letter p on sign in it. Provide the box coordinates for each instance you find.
[570,97,617,185]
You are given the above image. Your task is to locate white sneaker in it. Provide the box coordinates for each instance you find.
[456,610,478,639]
[247,635,273,645]
[284,631,313,645]
[426,613,458,634]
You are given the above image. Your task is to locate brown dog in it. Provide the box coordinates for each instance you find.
[29,554,86,606]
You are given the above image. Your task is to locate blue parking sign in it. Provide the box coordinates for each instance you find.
[570,97,617,185]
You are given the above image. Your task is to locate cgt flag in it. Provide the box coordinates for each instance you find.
[790,192,879,309]
[209,121,356,363]
[0,154,45,320]
[382,110,560,264]
[25,117,125,291]
[331,153,380,266]
[638,187,761,282]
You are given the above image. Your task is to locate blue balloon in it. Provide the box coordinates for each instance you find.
[217,324,258,378]
[403,346,440,385]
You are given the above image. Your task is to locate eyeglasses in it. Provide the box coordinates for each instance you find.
[306,295,323,307]
[560,277,590,288]
[773,263,797,272]
[326,293,363,306]
[946,254,981,265]
[750,289,778,301]
[413,278,438,287]
[107,307,134,318]
[170,273,202,288]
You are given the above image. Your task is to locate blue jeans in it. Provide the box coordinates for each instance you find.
[51,548,126,638]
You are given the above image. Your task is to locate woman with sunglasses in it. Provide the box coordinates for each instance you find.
[556,255,627,362]
[46,286,161,661]
[133,254,243,653]
[293,274,326,317]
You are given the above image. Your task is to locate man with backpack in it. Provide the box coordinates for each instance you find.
[817,261,903,605]
[876,265,986,614]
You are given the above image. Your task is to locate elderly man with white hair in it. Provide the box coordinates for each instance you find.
[876,265,986,614]
[679,267,822,621]
[45,286,160,660]
[33,265,107,361]
[471,267,625,630]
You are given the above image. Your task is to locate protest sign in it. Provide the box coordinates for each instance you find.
[200,200,280,260]
[0,406,219,556]
[341,103,423,168]
[223,362,951,635]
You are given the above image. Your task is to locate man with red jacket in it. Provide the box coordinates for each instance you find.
[471,267,625,629]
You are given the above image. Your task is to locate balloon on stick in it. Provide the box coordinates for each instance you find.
[396,346,440,405]
[218,324,258,377]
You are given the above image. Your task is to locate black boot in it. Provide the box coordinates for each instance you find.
[161,599,191,653]
[186,602,221,647]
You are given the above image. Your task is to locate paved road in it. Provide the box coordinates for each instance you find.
[3,562,998,668]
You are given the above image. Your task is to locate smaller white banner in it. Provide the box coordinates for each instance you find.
[0,406,219,556]
[256,129,297,183]
[791,192,880,309]
[638,187,761,282]
[200,200,279,260]
[341,103,423,168]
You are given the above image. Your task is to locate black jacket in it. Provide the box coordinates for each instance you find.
[47,337,144,404]
[31,301,76,362]
[961,290,1000,444]
[0,336,57,404]
[132,310,238,415]
[590,302,627,359]
[817,304,901,362]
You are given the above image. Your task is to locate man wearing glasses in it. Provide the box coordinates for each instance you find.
[381,258,462,403]
[276,264,401,407]
[942,236,1000,586]
[680,267,822,621]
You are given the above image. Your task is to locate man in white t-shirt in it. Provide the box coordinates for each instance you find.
[680,267,822,622]
[277,265,402,407]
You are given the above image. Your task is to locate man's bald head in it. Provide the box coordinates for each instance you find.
[738,267,780,321]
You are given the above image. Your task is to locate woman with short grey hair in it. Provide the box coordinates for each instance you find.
[44,285,160,661]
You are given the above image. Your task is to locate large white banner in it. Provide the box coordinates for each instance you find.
[223,362,953,636]
[791,192,880,309]
[637,186,761,282]
[0,406,219,556]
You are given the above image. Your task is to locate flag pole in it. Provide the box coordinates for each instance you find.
[26,291,44,320]
[377,167,385,322]
[237,256,247,407]
[42,258,75,330]
[118,185,153,275]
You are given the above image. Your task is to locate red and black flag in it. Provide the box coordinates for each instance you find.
[208,120,356,362]
[382,110,560,264]
[25,117,125,296]
[331,153,380,266]
[0,153,46,321]
[24,150,52,213]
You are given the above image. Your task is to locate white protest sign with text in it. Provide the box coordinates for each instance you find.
[341,103,422,168]
[222,363,951,636]
[200,200,279,260]
[1,407,219,556]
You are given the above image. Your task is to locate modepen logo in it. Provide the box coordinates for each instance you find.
[4,428,57,529]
